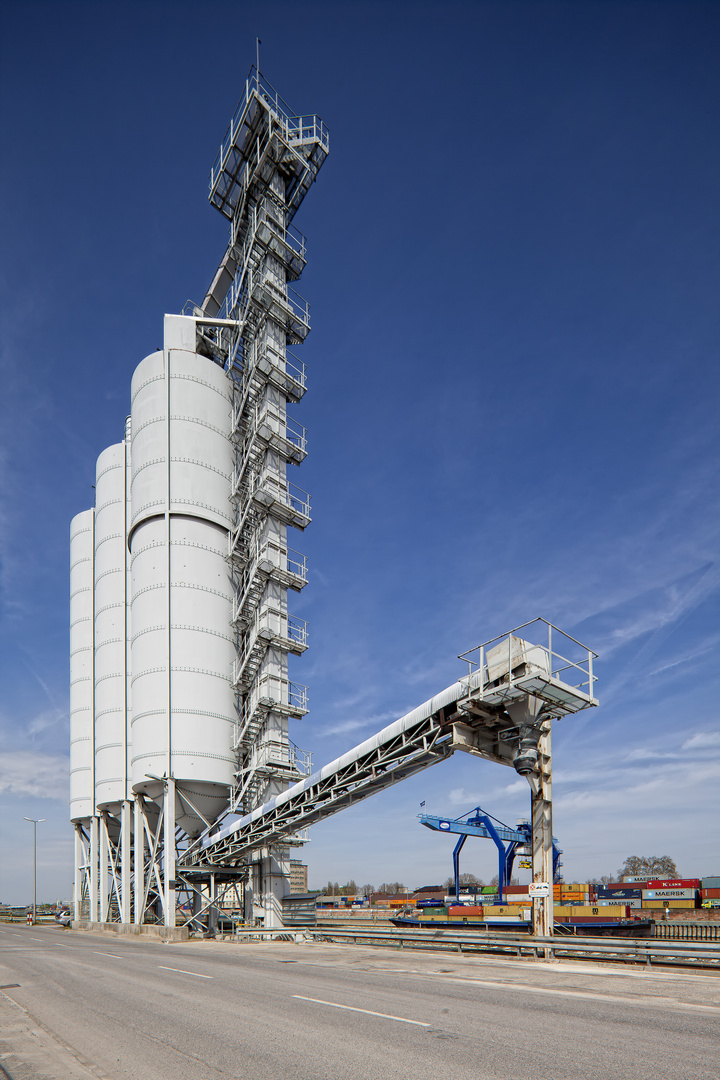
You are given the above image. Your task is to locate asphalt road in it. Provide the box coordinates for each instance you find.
[0,924,718,1080]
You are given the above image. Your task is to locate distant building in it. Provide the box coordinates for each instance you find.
[289,861,308,894]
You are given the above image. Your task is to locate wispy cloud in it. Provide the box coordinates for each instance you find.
[318,709,400,738]
[0,751,70,801]
[682,731,720,750]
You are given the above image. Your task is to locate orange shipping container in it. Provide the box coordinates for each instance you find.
[448,906,483,915]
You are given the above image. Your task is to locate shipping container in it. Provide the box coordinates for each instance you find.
[701,877,720,889]
[642,899,696,910]
[449,905,483,915]
[561,892,586,901]
[554,905,611,917]
[646,879,699,889]
[701,888,720,899]
[642,888,696,900]
[595,887,642,899]
[598,899,641,909]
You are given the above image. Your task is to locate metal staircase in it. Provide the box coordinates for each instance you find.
[196,67,327,819]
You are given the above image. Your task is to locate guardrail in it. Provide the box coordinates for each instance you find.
[288,925,720,969]
[316,916,720,942]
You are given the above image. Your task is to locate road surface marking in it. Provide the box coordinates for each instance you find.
[292,995,429,1027]
[52,944,69,948]
[158,966,213,979]
[94,951,123,958]
[406,972,720,1012]
[27,937,43,942]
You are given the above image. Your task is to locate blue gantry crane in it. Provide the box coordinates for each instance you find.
[420,808,562,903]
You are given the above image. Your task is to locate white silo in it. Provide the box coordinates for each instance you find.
[129,339,236,836]
[70,509,95,823]
[94,440,131,812]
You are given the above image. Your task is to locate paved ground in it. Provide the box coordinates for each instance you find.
[0,923,718,1079]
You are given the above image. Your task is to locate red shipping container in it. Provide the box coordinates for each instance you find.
[701,888,720,899]
[448,905,484,915]
[646,879,700,889]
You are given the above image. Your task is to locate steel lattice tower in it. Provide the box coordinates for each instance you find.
[191,68,328,921]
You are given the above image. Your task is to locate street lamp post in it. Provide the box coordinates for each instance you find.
[23,817,45,925]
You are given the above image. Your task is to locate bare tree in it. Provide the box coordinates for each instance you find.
[339,880,358,895]
[618,855,678,879]
[377,882,407,895]
[360,883,375,897]
[443,873,483,889]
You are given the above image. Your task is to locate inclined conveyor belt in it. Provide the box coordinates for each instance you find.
[185,677,477,867]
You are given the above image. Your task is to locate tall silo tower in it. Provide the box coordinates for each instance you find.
[69,509,95,920]
[196,68,329,925]
[70,66,327,930]
[93,427,133,922]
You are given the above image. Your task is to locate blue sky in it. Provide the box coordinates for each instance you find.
[1,1,718,904]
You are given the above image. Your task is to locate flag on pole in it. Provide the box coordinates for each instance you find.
[420,801,426,807]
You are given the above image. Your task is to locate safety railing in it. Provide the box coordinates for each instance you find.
[210,67,329,197]
[249,738,313,777]
[248,472,311,526]
[252,672,309,715]
[305,925,720,968]
[459,618,598,705]
[248,537,308,585]
[254,402,307,460]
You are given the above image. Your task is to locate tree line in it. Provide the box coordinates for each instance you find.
[319,855,679,895]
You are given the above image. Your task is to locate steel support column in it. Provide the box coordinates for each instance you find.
[164,777,176,928]
[99,815,109,921]
[89,815,99,922]
[73,825,83,921]
[120,800,132,923]
[531,720,553,943]
[133,795,144,924]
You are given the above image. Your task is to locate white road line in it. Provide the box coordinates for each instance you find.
[292,995,430,1027]
[158,966,213,980]
[94,952,123,958]
[27,937,43,942]
[52,944,69,948]
[416,974,720,1012]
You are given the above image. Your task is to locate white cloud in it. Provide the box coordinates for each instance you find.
[317,709,400,738]
[0,751,70,801]
[682,731,720,750]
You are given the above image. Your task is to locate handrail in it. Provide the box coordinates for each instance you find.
[307,926,720,967]
[210,67,329,194]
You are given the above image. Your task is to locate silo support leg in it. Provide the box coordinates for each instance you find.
[73,826,83,922]
[133,796,145,924]
[99,817,109,922]
[120,801,132,923]
[89,816,99,923]
[531,722,553,948]
[164,778,176,928]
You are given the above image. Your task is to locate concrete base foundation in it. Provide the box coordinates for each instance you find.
[72,921,189,942]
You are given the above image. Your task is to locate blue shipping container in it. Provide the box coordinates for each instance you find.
[595,887,642,899]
